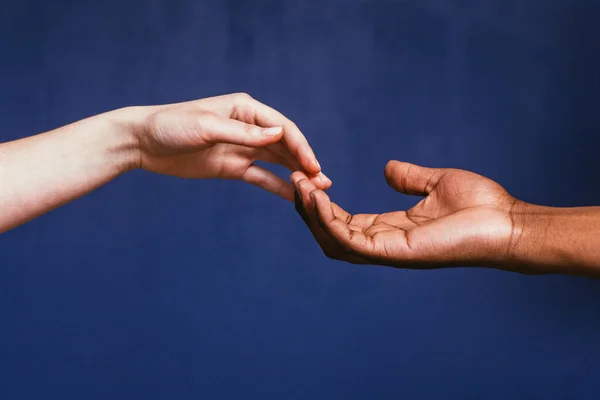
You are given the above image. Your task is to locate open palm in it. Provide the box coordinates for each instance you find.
[293,161,517,268]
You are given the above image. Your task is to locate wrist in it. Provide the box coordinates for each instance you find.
[506,203,600,276]
[504,200,552,273]
[104,106,151,172]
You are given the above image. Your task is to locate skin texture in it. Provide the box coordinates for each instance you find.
[292,161,600,278]
[0,93,331,233]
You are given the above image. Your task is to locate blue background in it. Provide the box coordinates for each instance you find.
[2,0,600,398]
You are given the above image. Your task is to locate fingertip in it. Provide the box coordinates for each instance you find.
[296,179,318,212]
[307,172,332,190]
[321,172,333,189]
[297,177,316,190]
[320,180,333,190]
[290,171,307,186]
[319,172,332,186]
[300,155,321,175]
[313,158,322,173]
[384,159,401,177]
[314,180,333,191]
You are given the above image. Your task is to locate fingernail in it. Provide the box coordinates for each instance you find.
[315,159,321,170]
[263,126,283,136]
[319,172,330,183]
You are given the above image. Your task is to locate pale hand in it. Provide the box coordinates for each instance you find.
[132,93,331,200]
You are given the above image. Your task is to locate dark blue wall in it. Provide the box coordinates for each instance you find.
[2,0,600,398]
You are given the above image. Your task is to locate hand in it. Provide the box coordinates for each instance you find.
[292,161,520,270]
[131,93,331,200]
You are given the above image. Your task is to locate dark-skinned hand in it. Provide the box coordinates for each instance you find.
[291,160,520,270]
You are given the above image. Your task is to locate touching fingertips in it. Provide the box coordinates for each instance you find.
[291,175,300,188]
[305,173,329,190]
[302,157,321,175]
[298,181,314,201]
[293,176,309,192]
[290,171,308,185]
[319,172,331,185]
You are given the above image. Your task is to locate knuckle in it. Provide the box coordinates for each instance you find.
[288,120,299,131]
[195,112,216,131]
[197,110,216,121]
[146,109,178,138]
[384,160,398,176]
[234,92,252,102]
[243,124,257,137]
[147,108,170,124]
[145,110,161,131]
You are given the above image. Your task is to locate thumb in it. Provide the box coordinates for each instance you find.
[384,160,442,196]
[201,113,283,147]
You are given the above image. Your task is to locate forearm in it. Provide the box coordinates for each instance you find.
[0,107,142,233]
[508,202,600,277]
